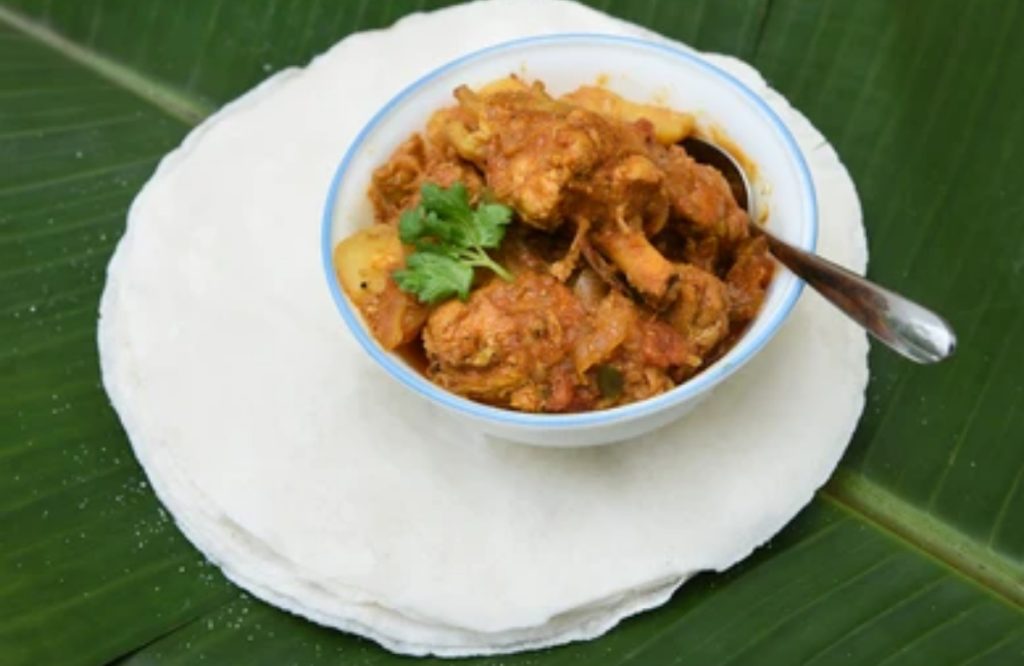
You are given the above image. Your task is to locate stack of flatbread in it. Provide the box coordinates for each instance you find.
[98,0,868,656]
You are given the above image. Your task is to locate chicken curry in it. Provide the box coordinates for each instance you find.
[334,77,773,413]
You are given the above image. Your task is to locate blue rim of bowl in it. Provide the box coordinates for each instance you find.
[322,33,818,430]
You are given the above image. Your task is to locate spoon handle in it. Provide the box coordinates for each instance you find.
[760,230,957,363]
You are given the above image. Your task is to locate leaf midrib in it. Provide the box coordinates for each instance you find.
[823,472,1023,610]
[2,0,1018,619]
[0,5,212,124]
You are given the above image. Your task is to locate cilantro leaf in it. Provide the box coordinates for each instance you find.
[397,207,427,244]
[393,252,474,304]
[392,182,514,304]
[473,203,513,248]
[420,182,473,228]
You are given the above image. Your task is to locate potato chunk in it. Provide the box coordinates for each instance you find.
[334,225,429,349]
[562,85,695,145]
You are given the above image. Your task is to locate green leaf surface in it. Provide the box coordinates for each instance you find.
[1,1,1021,665]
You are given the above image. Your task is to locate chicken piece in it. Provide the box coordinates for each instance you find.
[560,153,671,286]
[592,225,677,306]
[572,153,670,235]
[726,235,775,325]
[467,89,606,229]
[423,271,697,411]
[626,315,700,370]
[423,157,484,200]
[334,225,429,349]
[574,289,694,363]
[573,291,697,404]
[423,272,589,412]
[666,264,731,356]
[368,135,425,225]
[447,82,665,231]
[651,143,750,244]
[612,315,700,399]
[367,132,484,225]
[446,81,683,296]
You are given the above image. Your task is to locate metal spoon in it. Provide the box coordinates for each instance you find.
[682,137,956,364]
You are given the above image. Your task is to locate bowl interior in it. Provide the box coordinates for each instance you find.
[324,34,816,430]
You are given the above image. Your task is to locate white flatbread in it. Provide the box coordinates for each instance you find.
[98,0,868,656]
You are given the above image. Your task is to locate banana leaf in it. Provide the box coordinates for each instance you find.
[1,1,1021,664]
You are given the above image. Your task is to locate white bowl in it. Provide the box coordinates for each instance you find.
[322,34,816,447]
